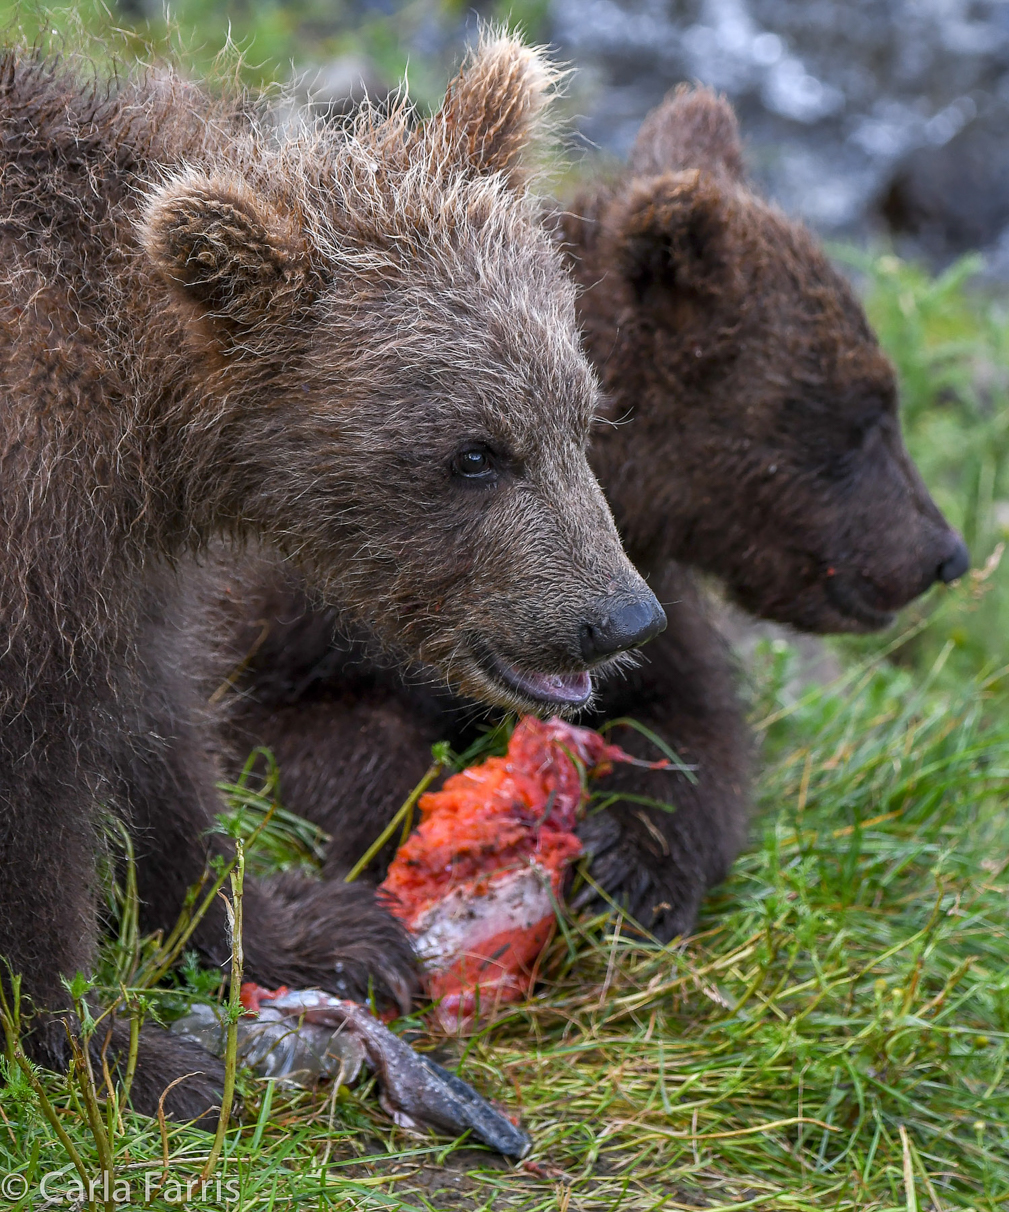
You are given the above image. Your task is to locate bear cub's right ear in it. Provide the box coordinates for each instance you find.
[611,169,732,301]
[140,170,315,334]
[430,31,562,190]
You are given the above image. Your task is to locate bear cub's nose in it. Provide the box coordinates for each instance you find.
[580,594,667,663]
[937,535,970,584]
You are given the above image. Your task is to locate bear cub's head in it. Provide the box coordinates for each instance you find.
[141,35,664,713]
[573,86,967,634]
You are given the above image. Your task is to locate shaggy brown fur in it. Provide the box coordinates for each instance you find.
[216,85,966,947]
[0,35,660,1121]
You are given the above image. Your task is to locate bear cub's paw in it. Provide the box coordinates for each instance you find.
[241,874,419,1015]
[576,811,707,944]
[104,1021,226,1126]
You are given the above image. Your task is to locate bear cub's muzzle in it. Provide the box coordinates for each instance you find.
[936,533,970,585]
[579,593,667,663]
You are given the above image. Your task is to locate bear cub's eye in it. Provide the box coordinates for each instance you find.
[451,445,497,482]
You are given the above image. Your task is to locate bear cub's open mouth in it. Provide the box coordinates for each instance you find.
[488,655,593,708]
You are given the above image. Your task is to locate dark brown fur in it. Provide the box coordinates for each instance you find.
[215,86,966,949]
[581,87,964,629]
[0,35,659,1121]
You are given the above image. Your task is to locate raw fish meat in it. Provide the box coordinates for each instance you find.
[380,716,666,1030]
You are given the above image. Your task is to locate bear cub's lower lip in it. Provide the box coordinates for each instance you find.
[493,659,592,707]
[824,575,898,629]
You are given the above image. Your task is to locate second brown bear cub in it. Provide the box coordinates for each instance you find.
[222,87,966,940]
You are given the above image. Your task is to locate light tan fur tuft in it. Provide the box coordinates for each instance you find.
[431,27,563,188]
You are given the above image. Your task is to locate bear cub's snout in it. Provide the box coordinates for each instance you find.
[937,534,970,585]
[579,591,667,664]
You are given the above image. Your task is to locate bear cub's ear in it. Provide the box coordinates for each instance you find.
[141,171,314,333]
[432,30,561,188]
[630,85,744,181]
[611,170,731,300]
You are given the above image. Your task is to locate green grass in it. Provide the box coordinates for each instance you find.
[0,0,550,109]
[5,629,1009,1209]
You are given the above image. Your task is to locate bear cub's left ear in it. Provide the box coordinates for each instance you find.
[141,170,315,334]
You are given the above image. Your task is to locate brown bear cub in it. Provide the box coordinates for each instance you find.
[219,86,966,945]
[0,36,663,1119]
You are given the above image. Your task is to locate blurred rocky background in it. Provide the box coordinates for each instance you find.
[554,0,1009,273]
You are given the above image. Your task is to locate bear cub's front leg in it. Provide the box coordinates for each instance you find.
[125,659,419,1020]
[576,565,751,940]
